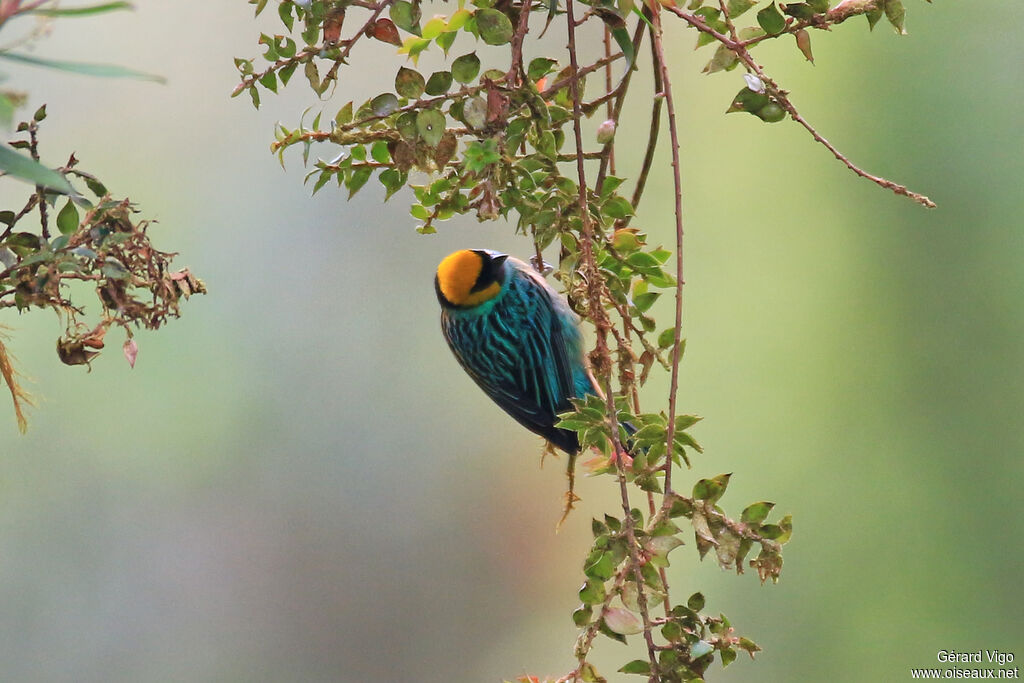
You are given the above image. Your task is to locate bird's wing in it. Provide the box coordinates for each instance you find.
[442,274,579,442]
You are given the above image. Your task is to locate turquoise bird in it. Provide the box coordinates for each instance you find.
[435,248,598,454]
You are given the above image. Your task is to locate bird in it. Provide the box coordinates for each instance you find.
[434,248,599,454]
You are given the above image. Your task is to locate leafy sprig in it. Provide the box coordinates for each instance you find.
[238,0,933,679]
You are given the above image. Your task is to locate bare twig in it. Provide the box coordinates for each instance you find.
[649,4,686,500]
[505,0,533,85]
[594,17,647,194]
[26,119,49,239]
[627,25,663,220]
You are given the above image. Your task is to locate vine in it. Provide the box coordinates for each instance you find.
[236,0,930,679]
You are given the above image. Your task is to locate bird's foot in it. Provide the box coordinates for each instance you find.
[539,440,560,469]
[556,450,580,531]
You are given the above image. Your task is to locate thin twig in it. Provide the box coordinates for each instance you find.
[664,4,935,208]
[323,0,395,84]
[602,27,615,177]
[505,0,533,85]
[539,51,623,99]
[649,4,685,501]
[627,23,663,221]
[594,17,646,194]
[26,120,49,239]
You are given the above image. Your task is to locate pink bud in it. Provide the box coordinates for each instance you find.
[123,338,138,368]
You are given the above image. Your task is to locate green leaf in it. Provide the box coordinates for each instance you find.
[0,52,165,82]
[395,67,425,98]
[866,7,884,29]
[447,8,472,31]
[725,0,757,18]
[572,604,593,627]
[626,252,659,269]
[807,0,829,11]
[578,579,605,605]
[633,291,659,312]
[416,109,446,146]
[619,660,652,675]
[371,93,399,116]
[756,2,786,35]
[421,16,447,39]
[390,0,422,35]
[451,52,481,84]
[692,474,730,504]
[378,168,405,200]
[721,646,738,667]
[703,43,739,74]
[370,140,390,164]
[335,101,353,126]
[279,60,297,85]
[609,25,635,72]
[346,166,373,198]
[0,144,75,194]
[741,501,775,525]
[424,70,453,95]
[603,196,633,219]
[463,139,500,173]
[527,57,557,82]
[726,87,770,114]
[435,29,457,54]
[584,552,615,581]
[259,70,278,93]
[884,0,907,34]
[782,2,816,20]
[687,592,705,611]
[56,200,79,236]
[738,636,762,656]
[279,2,295,31]
[475,8,514,45]
[657,327,676,349]
[28,2,132,16]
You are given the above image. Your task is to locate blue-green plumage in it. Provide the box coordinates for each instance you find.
[436,249,597,454]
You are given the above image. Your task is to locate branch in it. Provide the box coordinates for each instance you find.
[627,23,663,223]
[649,5,686,501]
[664,5,936,208]
[505,0,533,85]
[564,2,659,680]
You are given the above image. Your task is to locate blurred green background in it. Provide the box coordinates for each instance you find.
[1,2,1020,681]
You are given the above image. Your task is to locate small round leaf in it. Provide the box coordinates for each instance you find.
[371,93,399,116]
[416,109,446,147]
[451,52,481,84]
[462,96,487,130]
[475,8,514,45]
[424,70,453,95]
[395,67,425,98]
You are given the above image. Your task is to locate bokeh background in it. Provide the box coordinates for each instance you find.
[1,2,1020,681]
